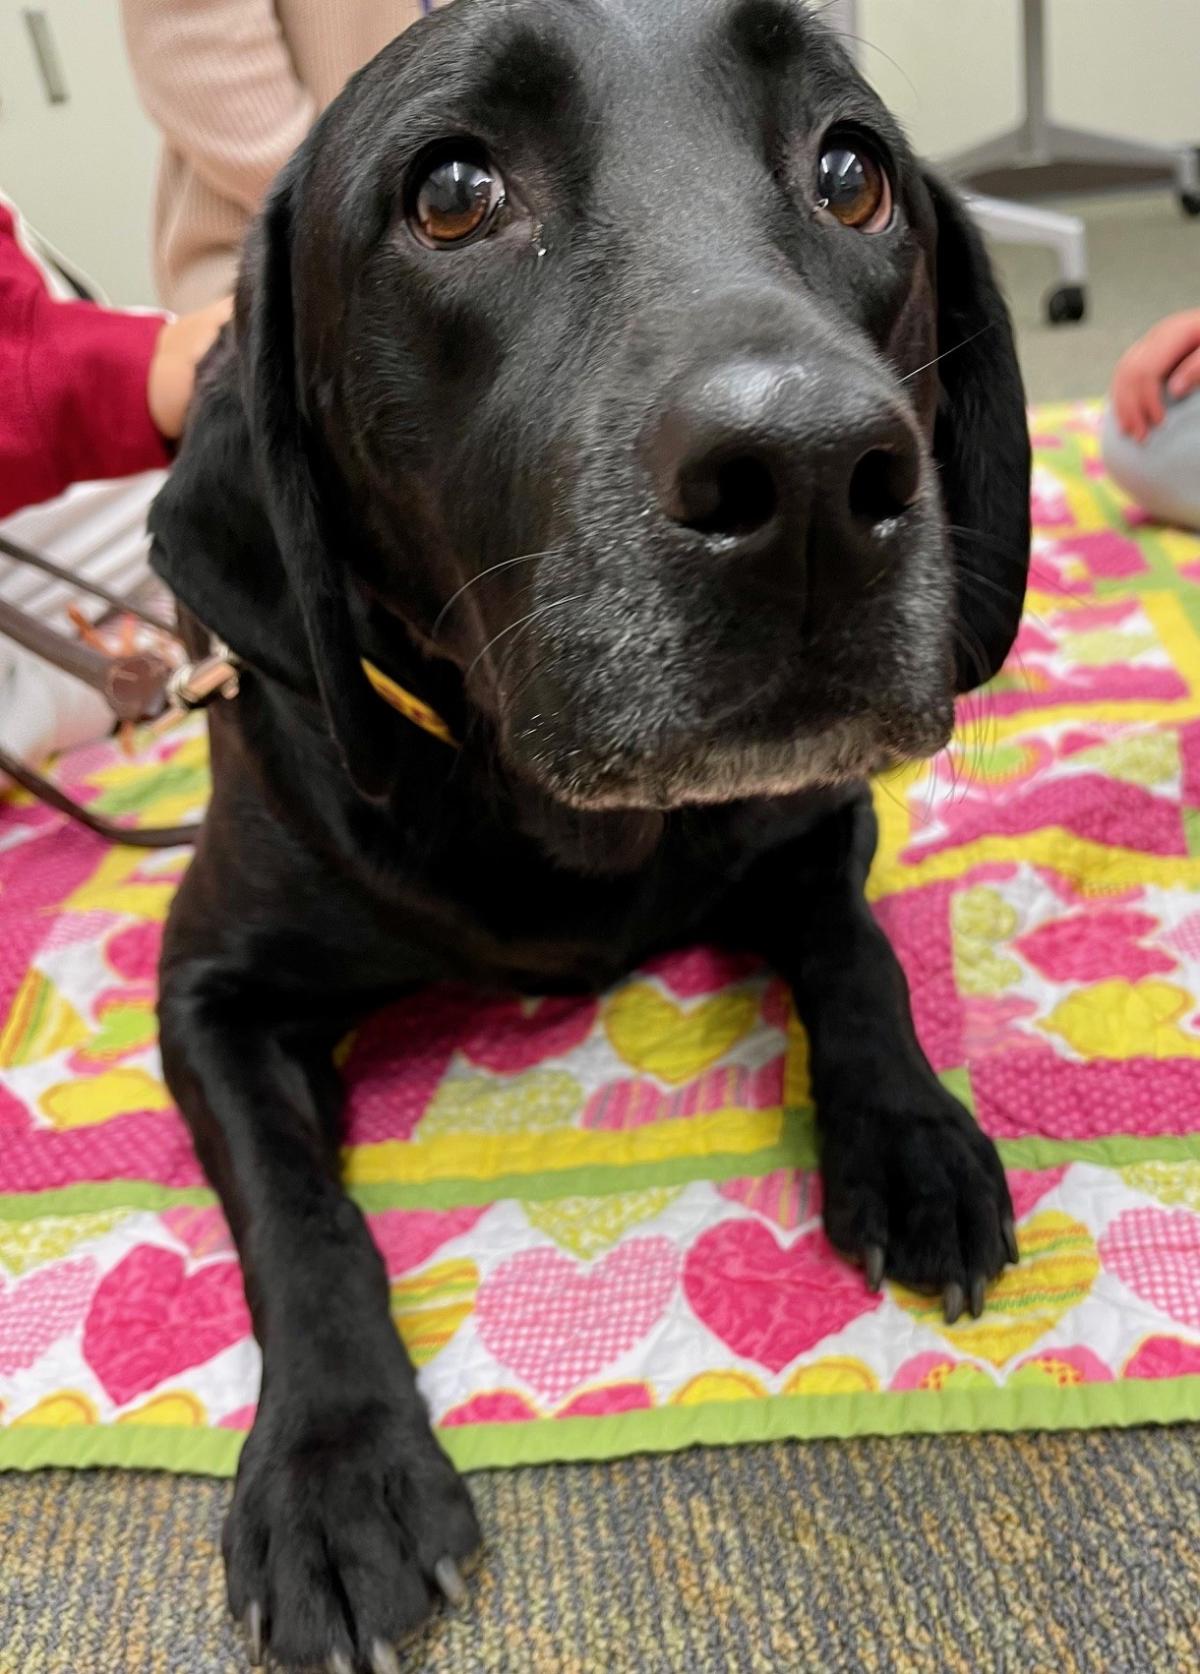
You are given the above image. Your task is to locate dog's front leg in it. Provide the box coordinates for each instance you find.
[158,965,479,1673]
[725,790,1016,1321]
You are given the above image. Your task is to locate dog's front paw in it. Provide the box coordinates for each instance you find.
[224,1396,481,1672]
[820,1085,1017,1322]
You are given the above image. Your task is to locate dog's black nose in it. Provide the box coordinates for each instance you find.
[644,359,921,562]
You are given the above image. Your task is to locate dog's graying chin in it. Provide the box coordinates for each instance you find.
[148,1,1031,1668]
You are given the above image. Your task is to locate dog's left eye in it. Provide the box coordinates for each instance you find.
[816,132,893,233]
[409,150,506,248]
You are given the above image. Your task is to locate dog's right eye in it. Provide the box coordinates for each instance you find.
[409,150,506,248]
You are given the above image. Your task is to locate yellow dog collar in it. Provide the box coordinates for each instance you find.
[361,658,458,747]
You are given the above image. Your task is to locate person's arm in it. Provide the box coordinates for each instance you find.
[120,0,316,217]
[0,206,230,518]
[1110,309,1200,443]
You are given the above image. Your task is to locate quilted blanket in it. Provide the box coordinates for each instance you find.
[3,401,1200,1477]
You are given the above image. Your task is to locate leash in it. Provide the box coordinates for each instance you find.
[0,528,458,848]
[0,528,242,846]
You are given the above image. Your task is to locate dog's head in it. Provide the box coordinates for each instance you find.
[153,0,1030,810]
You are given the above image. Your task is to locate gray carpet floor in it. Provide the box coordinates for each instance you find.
[3,190,1199,1674]
[5,1429,1200,1674]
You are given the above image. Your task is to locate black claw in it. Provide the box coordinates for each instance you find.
[864,1244,885,1293]
[245,1602,264,1668]
[943,1282,965,1325]
[435,1555,467,1609]
[969,1275,986,1319]
[1003,1217,1020,1266]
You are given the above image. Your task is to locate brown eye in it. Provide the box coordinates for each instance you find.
[817,135,892,232]
[411,151,505,247]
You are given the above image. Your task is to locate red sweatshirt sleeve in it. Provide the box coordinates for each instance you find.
[0,204,171,519]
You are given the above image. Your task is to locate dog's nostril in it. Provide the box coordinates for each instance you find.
[675,454,779,540]
[847,446,919,528]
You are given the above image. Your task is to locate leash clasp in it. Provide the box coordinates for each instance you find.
[167,644,242,710]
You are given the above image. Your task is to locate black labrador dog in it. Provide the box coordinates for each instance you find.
[150,0,1030,1666]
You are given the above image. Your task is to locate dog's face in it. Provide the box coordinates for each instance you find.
[155,0,1030,810]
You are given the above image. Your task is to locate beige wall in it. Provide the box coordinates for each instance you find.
[0,0,159,304]
[858,0,1200,161]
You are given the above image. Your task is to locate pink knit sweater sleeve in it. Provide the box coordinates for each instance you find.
[119,0,316,215]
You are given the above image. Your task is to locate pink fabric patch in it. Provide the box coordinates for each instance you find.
[1099,1208,1200,1330]
[0,1259,96,1376]
[558,1382,654,1417]
[1124,1335,1200,1380]
[683,1221,880,1375]
[369,1206,485,1276]
[974,1050,1200,1142]
[476,1239,679,1404]
[83,1246,251,1406]
[441,1391,539,1427]
[1015,908,1176,984]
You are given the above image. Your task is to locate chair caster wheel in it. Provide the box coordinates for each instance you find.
[1046,284,1086,325]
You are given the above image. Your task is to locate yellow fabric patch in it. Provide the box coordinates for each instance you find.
[419,1070,583,1137]
[0,1212,121,1276]
[116,1391,207,1427]
[0,970,89,1068]
[391,1258,479,1367]
[671,1370,768,1405]
[604,984,759,1085]
[784,1357,879,1396]
[523,1190,678,1260]
[12,1391,98,1427]
[950,886,1022,997]
[895,1212,1099,1366]
[1041,979,1200,1060]
[39,1067,174,1129]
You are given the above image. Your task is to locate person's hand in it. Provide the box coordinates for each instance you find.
[147,294,234,440]
[1110,308,1200,443]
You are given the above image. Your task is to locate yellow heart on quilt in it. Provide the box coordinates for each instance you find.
[418,1070,582,1137]
[39,1066,174,1129]
[950,886,1021,997]
[115,1391,207,1427]
[894,1211,1099,1366]
[390,1258,478,1367]
[1118,1162,1200,1214]
[81,1000,159,1065]
[604,984,759,1086]
[783,1357,879,1396]
[12,1390,97,1427]
[523,1188,679,1261]
[0,970,89,1068]
[1040,980,1200,1061]
[671,1369,768,1405]
[1072,731,1178,789]
[0,1212,122,1276]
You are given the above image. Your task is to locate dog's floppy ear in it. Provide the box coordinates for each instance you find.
[149,157,393,799]
[923,171,1031,693]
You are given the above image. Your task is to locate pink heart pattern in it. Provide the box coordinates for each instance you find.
[1099,1207,1200,1330]
[1124,1335,1200,1380]
[1015,908,1174,984]
[83,1246,251,1405]
[683,1221,880,1375]
[0,1259,96,1375]
[476,1238,679,1403]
